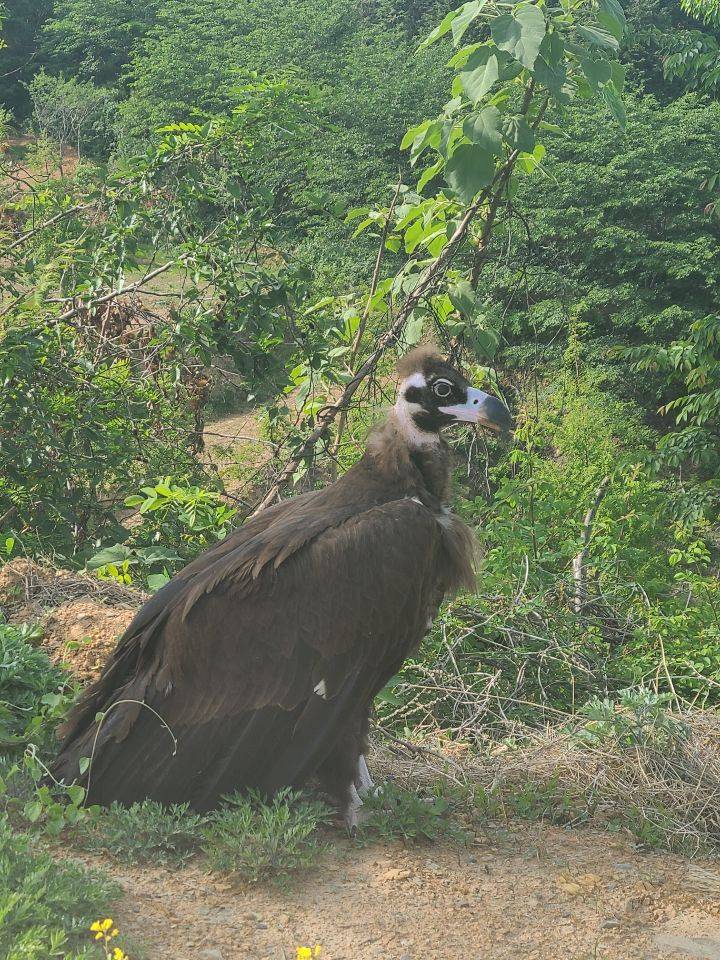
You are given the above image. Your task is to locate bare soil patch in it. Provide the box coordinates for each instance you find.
[0,558,141,682]
[69,822,720,960]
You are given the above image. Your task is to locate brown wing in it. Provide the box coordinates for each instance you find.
[52,498,450,808]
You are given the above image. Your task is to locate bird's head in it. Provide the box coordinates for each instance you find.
[394,346,514,446]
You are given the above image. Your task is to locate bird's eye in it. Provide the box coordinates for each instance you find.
[432,379,453,399]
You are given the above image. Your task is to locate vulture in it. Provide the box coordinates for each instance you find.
[51,346,513,829]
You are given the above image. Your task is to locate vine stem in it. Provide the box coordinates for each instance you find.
[83,698,177,805]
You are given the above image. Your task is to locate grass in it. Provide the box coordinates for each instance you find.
[0,813,120,960]
[80,800,208,866]
[359,781,471,844]
[73,788,333,884]
[202,788,333,884]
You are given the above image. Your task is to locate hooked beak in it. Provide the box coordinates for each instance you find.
[439,387,514,436]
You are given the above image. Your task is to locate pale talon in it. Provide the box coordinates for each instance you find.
[344,782,364,836]
[355,753,374,796]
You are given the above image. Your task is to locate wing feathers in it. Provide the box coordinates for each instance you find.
[52,496,471,808]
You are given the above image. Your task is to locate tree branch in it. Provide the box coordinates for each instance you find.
[572,475,611,614]
[251,153,521,516]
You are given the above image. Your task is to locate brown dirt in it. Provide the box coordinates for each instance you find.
[69,822,720,960]
[0,558,140,682]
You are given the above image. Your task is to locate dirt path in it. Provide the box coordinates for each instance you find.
[74,822,720,960]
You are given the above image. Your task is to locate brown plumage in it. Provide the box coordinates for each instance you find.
[51,347,512,822]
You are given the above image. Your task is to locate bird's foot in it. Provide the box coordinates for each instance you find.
[343,783,366,838]
[355,753,381,798]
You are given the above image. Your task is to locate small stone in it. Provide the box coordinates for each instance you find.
[379,868,411,882]
[256,922,268,930]
[600,919,621,930]
[467,856,478,864]
[199,951,223,960]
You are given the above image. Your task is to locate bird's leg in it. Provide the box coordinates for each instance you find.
[344,782,365,837]
[355,753,375,795]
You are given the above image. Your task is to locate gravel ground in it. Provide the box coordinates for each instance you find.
[68,821,720,960]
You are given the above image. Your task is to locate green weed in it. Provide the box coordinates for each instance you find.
[202,788,332,884]
[81,800,207,866]
[0,813,119,960]
[359,781,470,844]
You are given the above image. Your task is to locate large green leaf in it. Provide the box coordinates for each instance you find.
[460,46,500,103]
[449,280,478,319]
[534,31,567,95]
[451,0,488,45]
[417,9,459,51]
[490,5,546,71]
[463,106,503,155]
[444,143,496,204]
[598,0,626,41]
[577,24,619,51]
[601,81,627,130]
[534,55,567,95]
[501,115,535,152]
[580,57,612,91]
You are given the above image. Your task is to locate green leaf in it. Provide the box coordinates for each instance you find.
[404,312,425,345]
[460,46,500,103]
[78,756,91,774]
[577,24,619,51]
[417,157,444,193]
[490,5,546,71]
[67,784,86,806]
[449,280,478,319]
[501,115,535,152]
[462,106,503,155]
[417,8,458,51]
[471,322,501,359]
[580,57,612,91]
[598,0,627,41]
[147,572,171,591]
[534,56,567,95]
[24,799,42,823]
[444,143,496,204]
[87,544,132,569]
[404,217,426,253]
[451,0,488,45]
[601,81,627,130]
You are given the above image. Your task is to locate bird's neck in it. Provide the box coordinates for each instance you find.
[364,410,452,504]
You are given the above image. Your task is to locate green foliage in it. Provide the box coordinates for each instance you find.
[0,813,119,960]
[202,788,332,884]
[1,77,316,558]
[81,800,207,865]
[41,0,162,86]
[360,781,469,843]
[27,69,118,159]
[624,312,720,484]
[0,621,67,751]
[0,0,53,117]
[573,688,689,748]
[89,478,236,588]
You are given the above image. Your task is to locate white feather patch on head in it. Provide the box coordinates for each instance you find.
[400,372,427,392]
[394,374,438,448]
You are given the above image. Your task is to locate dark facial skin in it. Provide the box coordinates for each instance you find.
[404,361,474,432]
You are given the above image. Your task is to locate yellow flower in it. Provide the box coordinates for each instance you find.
[112,948,128,960]
[297,948,312,960]
[314,948,322,958]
